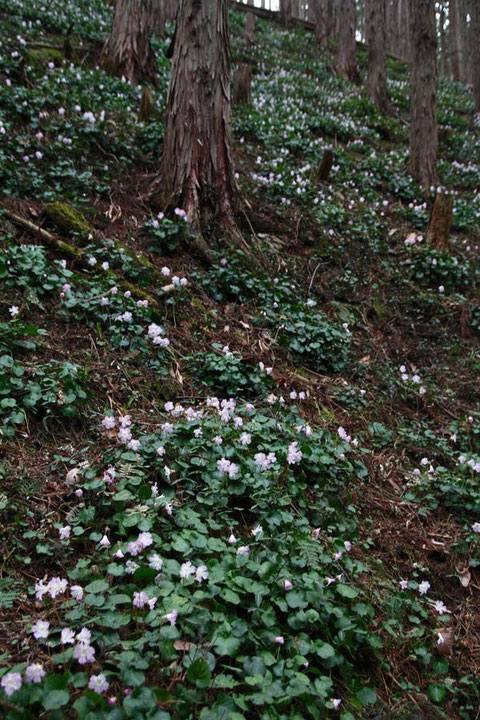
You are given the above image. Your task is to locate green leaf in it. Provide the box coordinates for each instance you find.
[85,579,109,594]
[186,658,211,688]
[316,642,336,660]
[356,686,377,705]
[42,689,70,710]
[336,583,359,599]
[427,684,447,703]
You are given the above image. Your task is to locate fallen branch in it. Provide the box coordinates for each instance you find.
[1,207,160,309]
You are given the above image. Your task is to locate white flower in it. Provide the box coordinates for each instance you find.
[399,579,408,590]
[61,628,75,644]
[332,698,342,710]
[195,565,209,582]
[418,580,430,595]
[274,636,284,644]
[472,522,480,533]
[165,609,178,626]
[180,561,196,580]
[102,415,116,430]
[31,620,49,639]
[99,534,110,547]
[433,600,448,615]
[76,627,91,645]
[228,533,237,544]
[48,576,68,598]
[25,663,45,683]
[73,643,95,664]
[35,580,48,601]
[148,553,163,571]
[88,674,109,694]
[252,524,263,539]
[9,305,19,317]
[59,525,71,540]
[236,545,249,556]
[1,672,22,696]
[70,585,84,601]
[133,591,149,608]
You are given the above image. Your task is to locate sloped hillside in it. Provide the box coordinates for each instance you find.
[0,2,480,718]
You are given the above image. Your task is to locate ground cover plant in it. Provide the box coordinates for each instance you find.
[1,1,480,719]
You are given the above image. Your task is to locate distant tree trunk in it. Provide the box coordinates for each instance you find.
[438,1,448,77]
[335,0,359,82]
[151,0,242,253]
[245,11,256,44]
[449,0,462,81]
[472,0,480,110]
[408,0,438,190]
[233,64,251,105]
[426,191,453,249]
[151,0,165,35]
[101,0,157,84]
[366,0,390,113]
[280,0,293,27]
[313,0,328,43]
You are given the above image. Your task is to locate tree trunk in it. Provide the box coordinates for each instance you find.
[313,0,328,43]
[335,0,359,82]
[316,149,334,181]
[472,0,480,110]
[426,191,453,249]
[245,11,256,44]
[152,0,166,35]
[438,1,448,77]
[449,0,462,81]
[408,0,438,191]
[151,0,242,251]
[280,0,293,27]
[233,64,251,105]
[366,0,391,113]
[101,0,157,85]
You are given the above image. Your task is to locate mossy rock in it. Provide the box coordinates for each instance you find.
[25,48,64,69]
[44,202,94,239]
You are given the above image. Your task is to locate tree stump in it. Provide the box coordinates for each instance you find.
[316,149,334,182]
[233,64,251,105]
[245,11,256,45]
[138,87,154,122]
[426,191,453,250]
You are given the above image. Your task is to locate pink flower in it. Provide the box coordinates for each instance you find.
[274,636,284,645]
[1,672,22,696]
[284,579,293,591]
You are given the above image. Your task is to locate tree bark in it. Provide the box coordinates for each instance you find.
[426,191,453,249]
[233,63,251,105]
[366,0,391,113]
[472,0,480,110]
[151,0,242,251]
[438,1,448,77]
[313,0,328,43]
[151,0,166,36]
[245,10,256,44]
[335,0,359,82]
[449,0,462,81]
[101,0,157,85]
[316,149,334,181]
[280,0,293,27]
[408,0,438,191]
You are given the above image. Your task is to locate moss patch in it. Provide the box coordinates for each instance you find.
[44,202,94,239]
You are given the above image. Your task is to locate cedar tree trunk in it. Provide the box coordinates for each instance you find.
[366,0,390,113]
[313,0,328,43]
[472,0,480,110]
[102,0,157,84]
[408,0,438,191]
[280,0,293,27]
[335,0,359,82]
[151,0,242,249]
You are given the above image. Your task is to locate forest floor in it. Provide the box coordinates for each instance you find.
[1,2,480,719]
